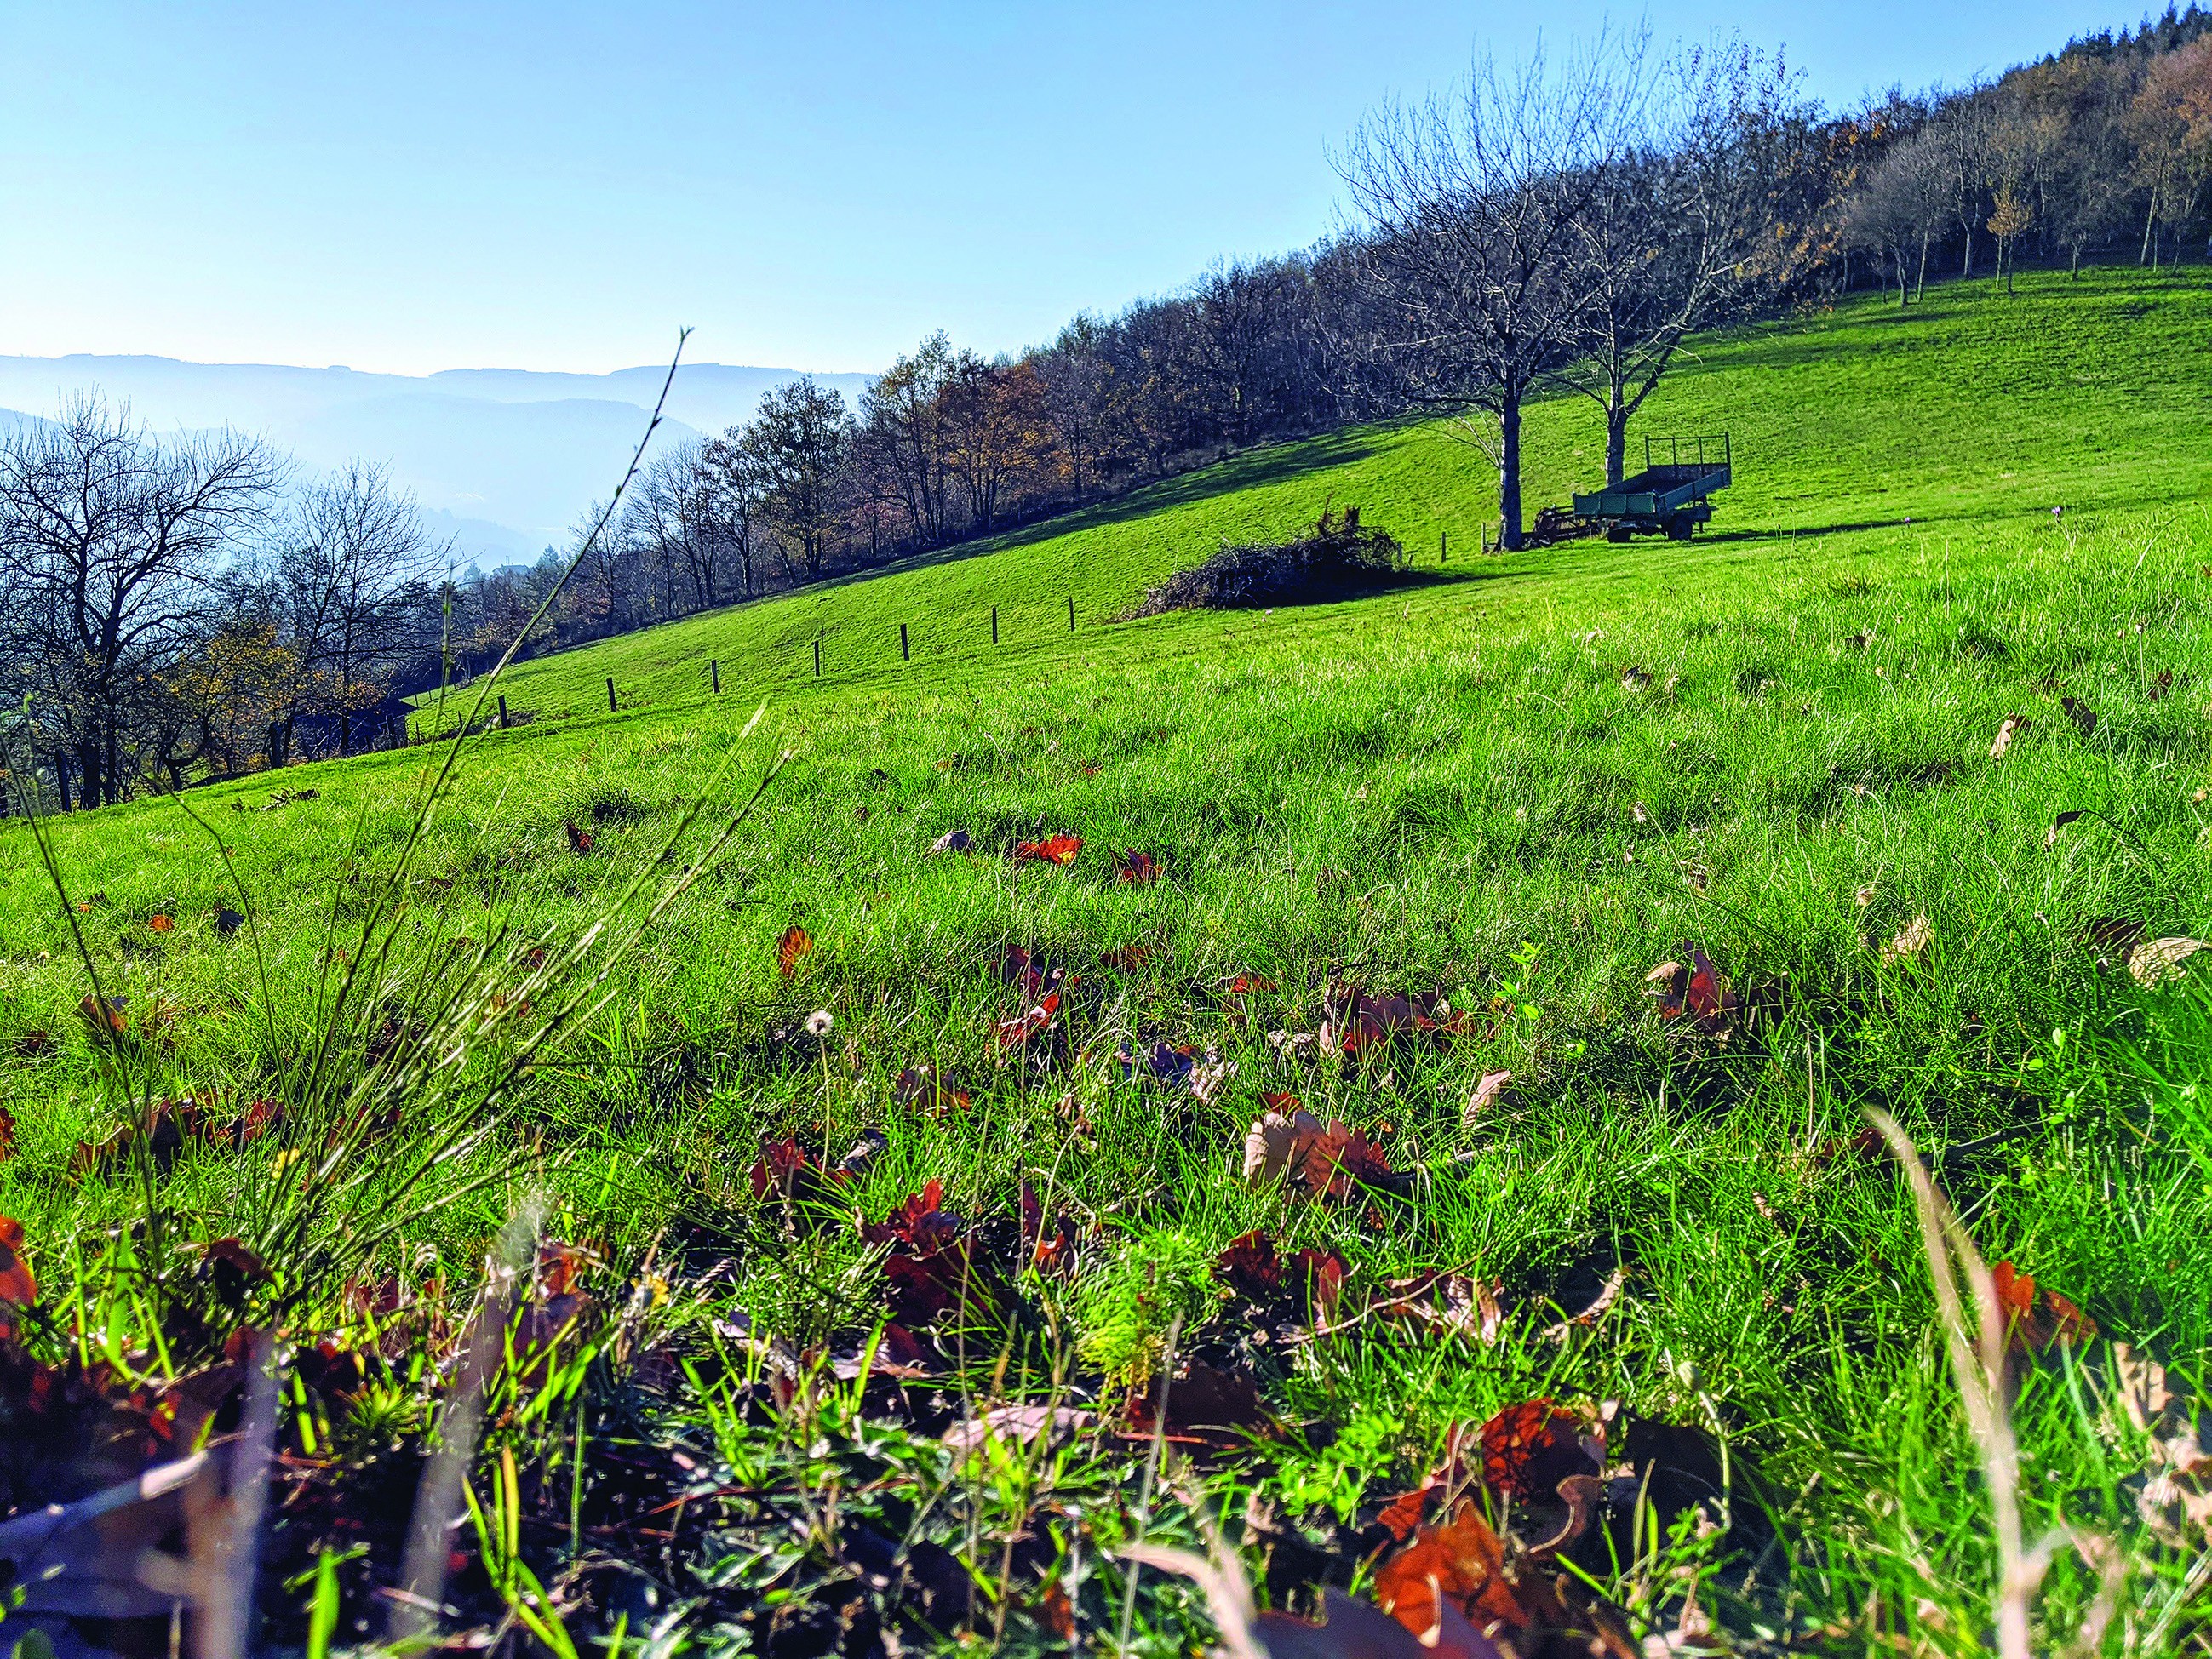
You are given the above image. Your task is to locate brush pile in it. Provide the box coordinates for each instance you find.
[1132,506,1408,615]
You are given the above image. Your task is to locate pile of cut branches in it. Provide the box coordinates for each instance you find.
[1132,506,1408,615]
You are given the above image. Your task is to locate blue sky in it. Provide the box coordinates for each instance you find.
[0,2,2140,375]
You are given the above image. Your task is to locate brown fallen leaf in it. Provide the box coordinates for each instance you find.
[2129,935,2210,987]
[2044,809,2082,849]
[1464,1070,1513,1126]
[1880,914,1932,964]
[1991,715,2029,760]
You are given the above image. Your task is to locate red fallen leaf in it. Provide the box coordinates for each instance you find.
[1000,945,1065,1001]
[1127,1358,1268,1440]
[203,1237,272,1284]
[146,914,175,933]
[77,994,129,1045]
[564,819,594,853]
[1013,833,1082,867]
[1114,850,1160,884]
[1036,1577,1076,1641]
[1477,1398,1602,1502]
[0,1108,13,1163]
[536,1239,599,1299]
[1643,944,1739,1035]
[1223,974,1278,997]
[1375,1485,1435,1543]
[1992,1261,2097,1353]
[777,924,813,977]
[893,1064,971,1116]
[1103,944,1155,971]
[1296,1118,1401,1204]
[1809,1125,1885,1170]
[1019,1181,1080,1279]
[12,1031,53,1060]
[994,991,1060,1050]
[1216,1231,1348,1325]
[1261,1090,1302,1113]
[1326,986,1464,1055]
[749,1136,851,1205]
[2150,668,2175,703]
[0,1216,36,1311]
[860,1181,996,1326]
[1372,1498,1532,1637]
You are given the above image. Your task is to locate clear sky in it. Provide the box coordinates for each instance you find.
[0,2,2143,376]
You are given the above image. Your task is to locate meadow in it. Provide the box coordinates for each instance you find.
[5,266,2212,1656]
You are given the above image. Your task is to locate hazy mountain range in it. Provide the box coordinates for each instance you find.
[0,355,875,567]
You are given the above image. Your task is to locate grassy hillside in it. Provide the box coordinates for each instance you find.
[444,265,2212,726]
[7,267,2212,1653]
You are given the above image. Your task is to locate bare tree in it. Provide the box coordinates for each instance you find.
[1036,316,1114,501]
[699,432,767,599]
[860,335,958,547]
[1556,41,1793,483]
[0,398,283,804]
[1339,40,1624,549]
[266,458,445,756]
[1848,126,1949,307]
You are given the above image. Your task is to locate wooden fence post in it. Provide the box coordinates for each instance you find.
[606,677,617,712]
[813,638,822,677]
[990,605,998,644]
[497,694,509,729]
[899,623,910,661]
[710,659,720,695]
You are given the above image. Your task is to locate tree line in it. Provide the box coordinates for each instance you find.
[8,9,2212,808]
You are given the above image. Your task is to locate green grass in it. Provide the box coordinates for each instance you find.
[9,266,2212,1654]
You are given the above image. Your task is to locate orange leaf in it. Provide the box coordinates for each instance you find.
[564,820,595,853]
[1992,1261,2097,1353]
[146,914,175,933]
[1478,1398,1600,1502]
[777,924,813,977]
[1013,833,1082,866]
[1372,1499,1530,1639]
[0,1216,36,1309]
[0,1108,14,1163]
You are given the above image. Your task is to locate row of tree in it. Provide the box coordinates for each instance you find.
[0,405,447,808]
[8,9,2212,805]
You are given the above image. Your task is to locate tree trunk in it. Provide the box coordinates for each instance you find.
[1962,224,1975,277]
[1605,393,1629,489]
[1915,231,1931,300]
[2142,195,2158,265]
[1498,397,1526,552]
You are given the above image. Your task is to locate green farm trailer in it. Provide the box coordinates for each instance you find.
[1572,433,1733,541]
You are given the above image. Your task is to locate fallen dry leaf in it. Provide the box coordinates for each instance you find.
[1880,913,1932,964]
[1013,833,1082,867]
[1991,1261,2097,1354]
[1991,715,2029,759]
[1464,1070,1513,1126]
[2044,809,2083,848]
[776,924,813,978]
[2129,935,2210,987]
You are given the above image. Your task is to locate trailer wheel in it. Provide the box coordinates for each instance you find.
[1666,514,1695,541]
[1607,525,1632,543]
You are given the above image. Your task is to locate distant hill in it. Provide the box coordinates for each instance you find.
[0,355,874,563]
